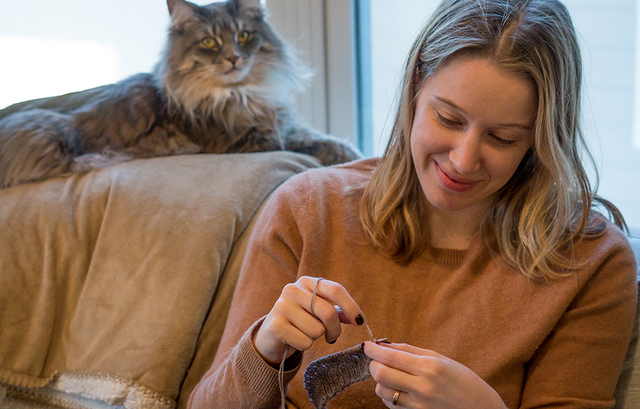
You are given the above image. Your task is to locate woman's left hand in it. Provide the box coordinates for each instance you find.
[363,341,507,409]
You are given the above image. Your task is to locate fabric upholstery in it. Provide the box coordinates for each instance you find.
[0,152,319,409]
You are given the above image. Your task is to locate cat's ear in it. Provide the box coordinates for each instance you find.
[233,0,264,19]
[167,0,197,28]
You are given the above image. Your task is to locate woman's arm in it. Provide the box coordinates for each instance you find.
[187,173,364,408]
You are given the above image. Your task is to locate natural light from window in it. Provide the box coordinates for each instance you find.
[0,36,119,109]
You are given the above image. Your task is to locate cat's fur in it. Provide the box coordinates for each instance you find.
[0,0,361,188]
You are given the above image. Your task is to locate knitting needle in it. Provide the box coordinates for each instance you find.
[335,306,386,344]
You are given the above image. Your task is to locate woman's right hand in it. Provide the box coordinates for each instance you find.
[253,276,364,365]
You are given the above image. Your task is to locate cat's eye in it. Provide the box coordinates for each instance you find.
[237,31,252,44]
[201,37,220,49]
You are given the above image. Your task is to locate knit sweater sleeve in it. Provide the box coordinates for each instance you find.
[519,224,638,408]
[187,171,314,409]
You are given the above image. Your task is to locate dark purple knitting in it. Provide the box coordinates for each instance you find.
[303,343,372,409]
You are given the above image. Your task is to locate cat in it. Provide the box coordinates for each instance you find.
[0,0,362,189]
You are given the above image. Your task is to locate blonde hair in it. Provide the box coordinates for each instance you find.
[359,0,626,279]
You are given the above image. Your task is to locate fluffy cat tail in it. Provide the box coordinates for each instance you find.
[0,110,79,188]
[0,109,129,189]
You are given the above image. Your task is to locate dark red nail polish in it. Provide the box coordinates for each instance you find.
[355,315,364,325]
[329,339,337,344]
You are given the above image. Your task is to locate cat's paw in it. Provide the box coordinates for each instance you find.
[284,133,363,166]
[224,127,284,154]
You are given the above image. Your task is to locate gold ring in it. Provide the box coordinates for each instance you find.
[392,390,400,406]
[310,277,323,316]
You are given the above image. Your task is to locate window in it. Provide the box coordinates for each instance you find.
[0,1,172,108]
[0,0,265,109]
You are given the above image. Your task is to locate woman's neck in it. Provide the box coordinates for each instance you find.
[426,202,488,250]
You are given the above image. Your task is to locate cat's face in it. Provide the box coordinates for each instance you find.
[165,0,284,87]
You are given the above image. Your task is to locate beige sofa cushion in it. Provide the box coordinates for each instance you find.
[0,152,319,409]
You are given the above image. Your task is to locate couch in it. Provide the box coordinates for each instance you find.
[0,152,320,409]
[0,152,638,409]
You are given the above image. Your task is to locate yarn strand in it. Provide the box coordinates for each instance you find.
[279,345,289,409]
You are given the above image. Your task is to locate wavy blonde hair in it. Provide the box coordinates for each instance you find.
[359,0,626,280]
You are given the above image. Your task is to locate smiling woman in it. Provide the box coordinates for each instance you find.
[410,58,537,250]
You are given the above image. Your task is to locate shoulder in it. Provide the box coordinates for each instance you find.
[574,212,638,287]
[582,213,636,257]
[261,158,378,226]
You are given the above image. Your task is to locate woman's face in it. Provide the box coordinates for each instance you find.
[410,56,537,216]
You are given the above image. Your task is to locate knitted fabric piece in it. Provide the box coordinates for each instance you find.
[303,344,371,409]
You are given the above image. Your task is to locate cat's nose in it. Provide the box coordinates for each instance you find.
[226,56,239,65]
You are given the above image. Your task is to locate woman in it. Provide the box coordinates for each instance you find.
[189,0,638,407]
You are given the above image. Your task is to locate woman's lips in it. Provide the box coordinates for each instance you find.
[434,162,480,193]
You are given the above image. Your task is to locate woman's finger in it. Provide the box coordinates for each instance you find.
[264,310,317,353]
[281,277,342,343]
[368,357,418,394]
[302,277,364,327]
[378,342,445,358]
[284,284,343,344]
[296,277,364,343]
[378,386,414,409]
[334,306,353,324]
[364,341,430,376]
[253,276,364,365]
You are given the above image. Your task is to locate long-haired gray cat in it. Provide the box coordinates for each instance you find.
[0,0,361,189]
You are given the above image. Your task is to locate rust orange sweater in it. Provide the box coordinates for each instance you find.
[189,159,637,409]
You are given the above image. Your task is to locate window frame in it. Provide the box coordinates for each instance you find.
[266,0,363,150]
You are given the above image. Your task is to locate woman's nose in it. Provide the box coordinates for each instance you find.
[449,131,482,174]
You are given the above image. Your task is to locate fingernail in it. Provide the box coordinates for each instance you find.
[329,339,337,344]
[380,339,391,344]
[355,314,364,325]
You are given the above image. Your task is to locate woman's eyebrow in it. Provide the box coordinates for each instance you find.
[434,96,532,130]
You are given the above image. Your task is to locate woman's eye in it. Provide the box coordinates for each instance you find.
[436,112,461,127]
[237,31,252,43]
[490,134,516,147]
[202,37,220,49]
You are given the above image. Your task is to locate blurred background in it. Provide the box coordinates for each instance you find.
[1,0,638,232]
